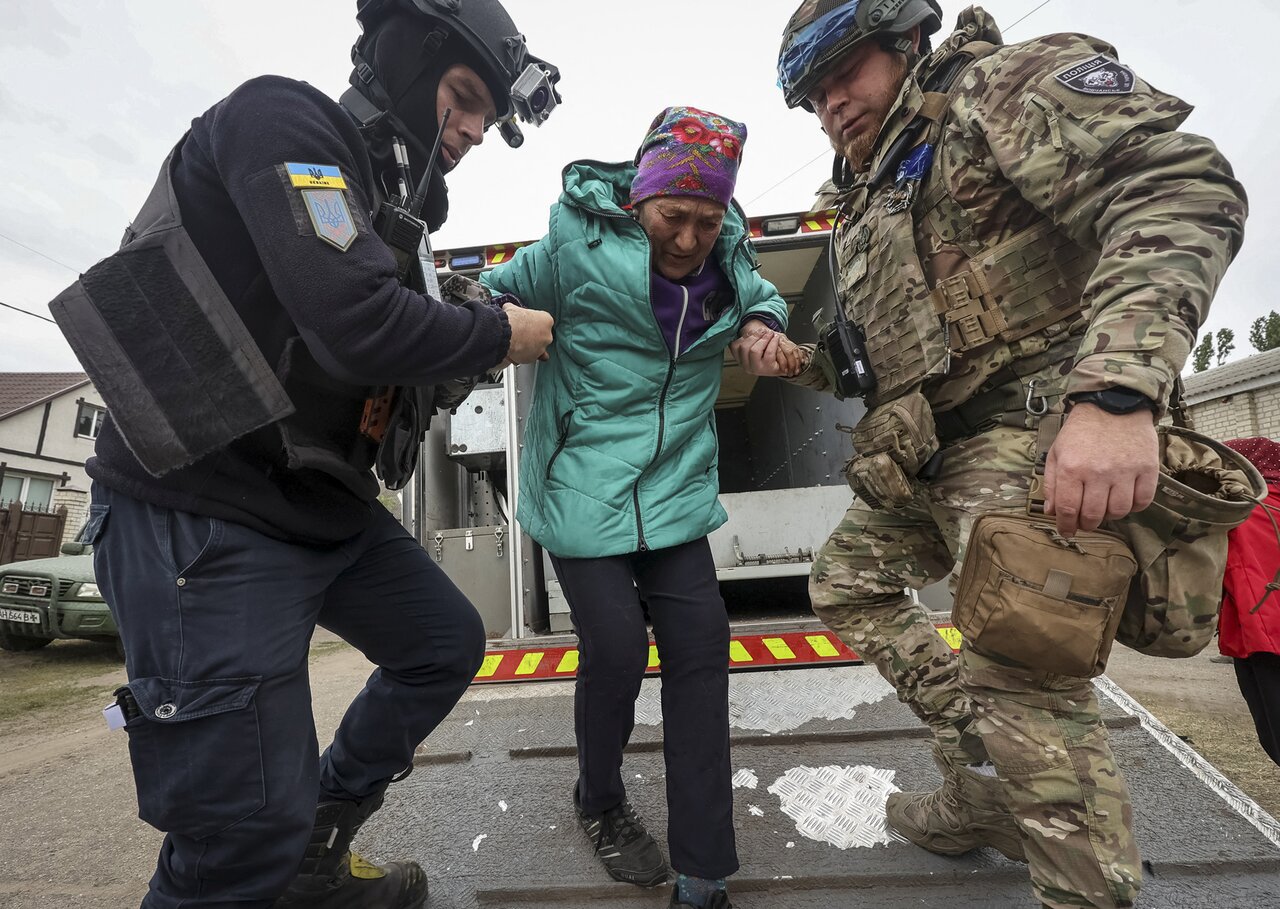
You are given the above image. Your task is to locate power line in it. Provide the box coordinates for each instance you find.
[0,228,81,274]
[1006,0,1055,33]
[744,148,831,209]
[743,0,1056,210]
[0,300,57,325]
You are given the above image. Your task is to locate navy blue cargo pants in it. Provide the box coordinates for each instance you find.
[89,484,485,909]
[551,536,738,880]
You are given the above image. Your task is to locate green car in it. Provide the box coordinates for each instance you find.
[0,540,120,657]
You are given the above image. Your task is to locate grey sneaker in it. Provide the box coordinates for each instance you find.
[573,785,670,887]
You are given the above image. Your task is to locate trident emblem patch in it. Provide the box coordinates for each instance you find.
[303,189,358,251]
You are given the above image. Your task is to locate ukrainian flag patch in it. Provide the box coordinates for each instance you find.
[285,162,347,189]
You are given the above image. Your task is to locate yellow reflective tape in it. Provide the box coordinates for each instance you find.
[515,652,544,675]
[476,654,503,678]
[806,635,840,658]
[763,637,796,660]
[647,644,660,668]
[937,626,963,650]
[556,650,579,673]
[805,219,823,232]
[490,251,508,264]
[729,640,753,663]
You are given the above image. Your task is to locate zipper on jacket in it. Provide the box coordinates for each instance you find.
[544,409,574,480]
[633,356,676,552]
[630,222,684,554]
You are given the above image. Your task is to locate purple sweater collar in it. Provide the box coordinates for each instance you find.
[649,256,732,356]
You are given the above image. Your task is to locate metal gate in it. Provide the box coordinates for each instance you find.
[0,501,68,564]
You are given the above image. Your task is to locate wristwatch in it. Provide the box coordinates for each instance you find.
[1066,387,1157,416]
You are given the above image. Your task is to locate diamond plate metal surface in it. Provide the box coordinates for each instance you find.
[767,765,906,850]
[634,665,895,733]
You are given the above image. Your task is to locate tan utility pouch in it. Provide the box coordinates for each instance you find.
[844,390,940,509]
[846,452,914,509]
[954,514,1137,678]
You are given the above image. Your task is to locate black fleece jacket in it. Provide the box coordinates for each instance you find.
[88,76,510,544]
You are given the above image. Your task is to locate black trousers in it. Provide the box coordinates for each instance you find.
[1235,652,1280,768]
[91,484,485,908]
[550,536,738,879]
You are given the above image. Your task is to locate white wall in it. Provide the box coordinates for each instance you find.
[1188,384,1280,442]
[0,384,101,495]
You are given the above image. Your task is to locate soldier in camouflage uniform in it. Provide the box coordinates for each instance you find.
[771,2,1248,907]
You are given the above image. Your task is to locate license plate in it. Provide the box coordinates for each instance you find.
[0,607,40,624]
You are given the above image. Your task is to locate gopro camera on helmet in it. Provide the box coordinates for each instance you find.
[510,63,558,124]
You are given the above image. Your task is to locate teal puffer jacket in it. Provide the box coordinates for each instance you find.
[483,159,788,559]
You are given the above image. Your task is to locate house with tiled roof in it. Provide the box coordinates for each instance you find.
[0,373,103,527]
[1183,347,1280,441]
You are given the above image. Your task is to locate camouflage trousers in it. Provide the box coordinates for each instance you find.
[811,424,1141,909]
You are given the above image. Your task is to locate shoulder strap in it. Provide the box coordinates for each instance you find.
[869,40,999,189]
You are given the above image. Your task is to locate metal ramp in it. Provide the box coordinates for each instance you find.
[364,662,1280,909]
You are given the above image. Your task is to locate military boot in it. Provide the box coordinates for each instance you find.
[886,747,1026,862]
[274,784,428,909]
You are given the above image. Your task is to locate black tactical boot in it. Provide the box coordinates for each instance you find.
[573,784,670,887]
[274,784,428,908]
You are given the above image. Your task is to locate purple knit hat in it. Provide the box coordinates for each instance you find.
[629,106,747,209]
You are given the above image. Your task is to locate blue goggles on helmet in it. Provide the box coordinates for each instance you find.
[777,0,864,108]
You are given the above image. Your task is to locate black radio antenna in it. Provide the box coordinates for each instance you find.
[410,107,451,220]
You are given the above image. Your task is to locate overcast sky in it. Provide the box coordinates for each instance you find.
[2,0,1277,372]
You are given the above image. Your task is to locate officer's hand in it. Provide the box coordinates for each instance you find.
[1043,404,1159,537]
[501,302,554,367]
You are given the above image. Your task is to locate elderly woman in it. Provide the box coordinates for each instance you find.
[483,107,797,909]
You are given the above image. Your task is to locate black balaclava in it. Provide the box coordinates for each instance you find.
[360,11,490,231]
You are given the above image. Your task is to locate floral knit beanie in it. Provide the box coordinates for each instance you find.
[629,106,747,209]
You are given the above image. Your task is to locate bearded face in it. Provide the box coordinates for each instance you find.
[807,42,913,173]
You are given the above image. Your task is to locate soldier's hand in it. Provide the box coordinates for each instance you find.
[1043,404,1159,537]
[500,302,554,367]
[731,320,805,377]
[776,334,806,376]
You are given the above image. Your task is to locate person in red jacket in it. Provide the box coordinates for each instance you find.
[1220,437,1280,767]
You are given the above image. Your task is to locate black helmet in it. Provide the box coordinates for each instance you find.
[778,0,942,110]
[349,0,561,147]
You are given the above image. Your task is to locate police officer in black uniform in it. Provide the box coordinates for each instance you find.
[48,1,559,907]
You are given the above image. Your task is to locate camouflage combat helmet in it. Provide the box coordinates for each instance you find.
[778,0,943,109]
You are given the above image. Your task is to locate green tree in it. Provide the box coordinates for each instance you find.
[1215,328,1235,366]
[1248,310,1280,353]
[1192,334,1213,373]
